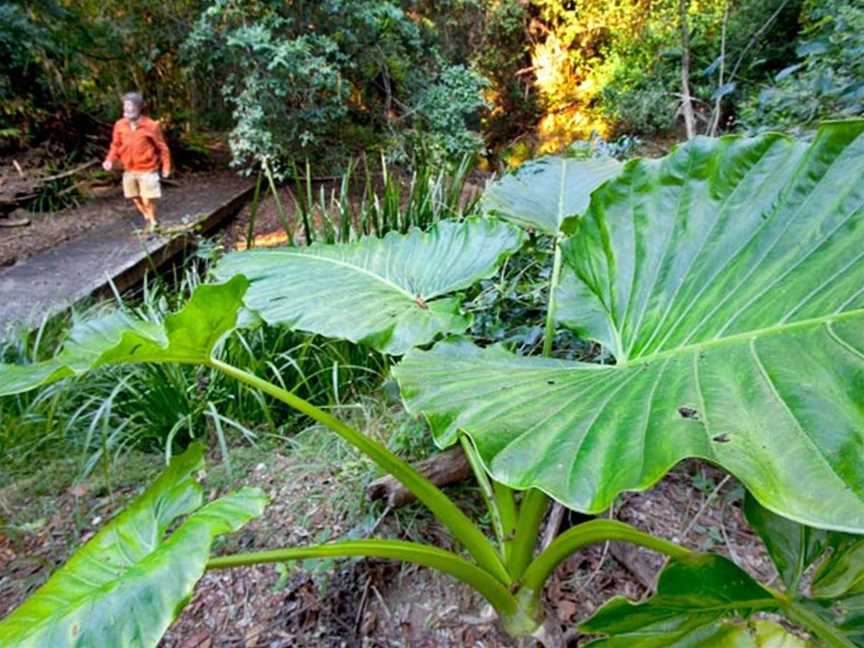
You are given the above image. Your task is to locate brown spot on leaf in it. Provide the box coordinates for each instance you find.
[678,406,699,420]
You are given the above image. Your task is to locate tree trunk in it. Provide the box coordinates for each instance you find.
[679,0,696,139]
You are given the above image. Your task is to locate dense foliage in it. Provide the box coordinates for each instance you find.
[739,0,864,132]
[181,0,489,172]
[1,124,863,646]
[6,0,861,166]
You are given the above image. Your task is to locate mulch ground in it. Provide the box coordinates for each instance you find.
[0,438,779,647]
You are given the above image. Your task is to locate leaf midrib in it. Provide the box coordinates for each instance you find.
[258,250,420,301]
[619,307,864,368]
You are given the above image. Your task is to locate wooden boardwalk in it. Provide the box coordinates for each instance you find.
[0,174,252,338]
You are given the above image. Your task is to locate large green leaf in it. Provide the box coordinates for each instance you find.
[744,496,864,645]
[211,218,524,355]
[811,594,864,646]
[395,122,864,532]
[744,493,830,592]
[0,276,248,397]
[580,554,802,647]
[811,535,864,600]
[0,444,267,647]
[481,156,622,235]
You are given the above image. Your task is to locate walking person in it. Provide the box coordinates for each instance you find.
[102,92,172,234]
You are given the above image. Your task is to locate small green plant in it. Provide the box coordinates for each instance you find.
[283,152,479,246]
[1,122,863,646]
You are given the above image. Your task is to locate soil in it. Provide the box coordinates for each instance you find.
[221,184,303,253]
[0,437,780,648]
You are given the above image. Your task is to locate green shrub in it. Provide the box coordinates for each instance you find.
[739,0,864,132]
[182,0,489,173]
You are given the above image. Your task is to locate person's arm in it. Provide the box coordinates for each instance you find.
[103,121,122,170]
[152,121,172,177]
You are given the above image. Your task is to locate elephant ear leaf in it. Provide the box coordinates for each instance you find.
[395,122,864,533]
[0,276,249,397]
[212,218,524,355]
[744,492,830,593]
[481,156,622,235]
[580,554,809,647]
[0,443,267,648]
[745,494,864,645]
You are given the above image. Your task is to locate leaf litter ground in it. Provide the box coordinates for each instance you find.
[0,409,784,647]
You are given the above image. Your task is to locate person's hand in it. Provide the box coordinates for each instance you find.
[102,160,113,172]
[162,169,171,179]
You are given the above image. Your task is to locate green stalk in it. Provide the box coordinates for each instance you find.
[460,436,509,560]
[498,232,567,579]
[244,168,263,250]
[514,518,855,646]
[508,488,550,581]
[262,158,292,243]
[781,600,856,648]
[507,235,563,579]
[208,358,509,585]
[542,236,563,357]
[207,539,520,622]
[494,481,517,562]
[520,519,691,596]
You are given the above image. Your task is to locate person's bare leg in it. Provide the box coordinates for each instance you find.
[140,197,158,232]
[131,197,148,219]
[147,199,158,226]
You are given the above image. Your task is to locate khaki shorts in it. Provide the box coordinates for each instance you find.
[122,171,162,199]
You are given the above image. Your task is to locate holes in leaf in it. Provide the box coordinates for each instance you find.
[547,380,556,385]
[678,406,699,420]
[713,434,730,444]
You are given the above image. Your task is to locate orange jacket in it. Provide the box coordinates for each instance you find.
[105,116,172,174]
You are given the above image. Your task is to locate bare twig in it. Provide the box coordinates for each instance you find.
[720,501,743,567]
[677,475,731,543]
[541,503,566,551]
[371,585,393,621]
[354,575,372,635]
[729,0,793,82]
[40,159,99,183]
[709,3,730,137]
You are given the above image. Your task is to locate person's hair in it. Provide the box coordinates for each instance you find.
[122,92,145,109]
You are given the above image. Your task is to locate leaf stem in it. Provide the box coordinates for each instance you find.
[261,158,292,242]
[208,358,510,585]
[208,539,520,620]
[494,480,517,563]
[542,235,563,357]
[508,488,551,581]
[508,235,563,580]
[520,519,691,596]
[781,600,856,648]
[461,436,509,561]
